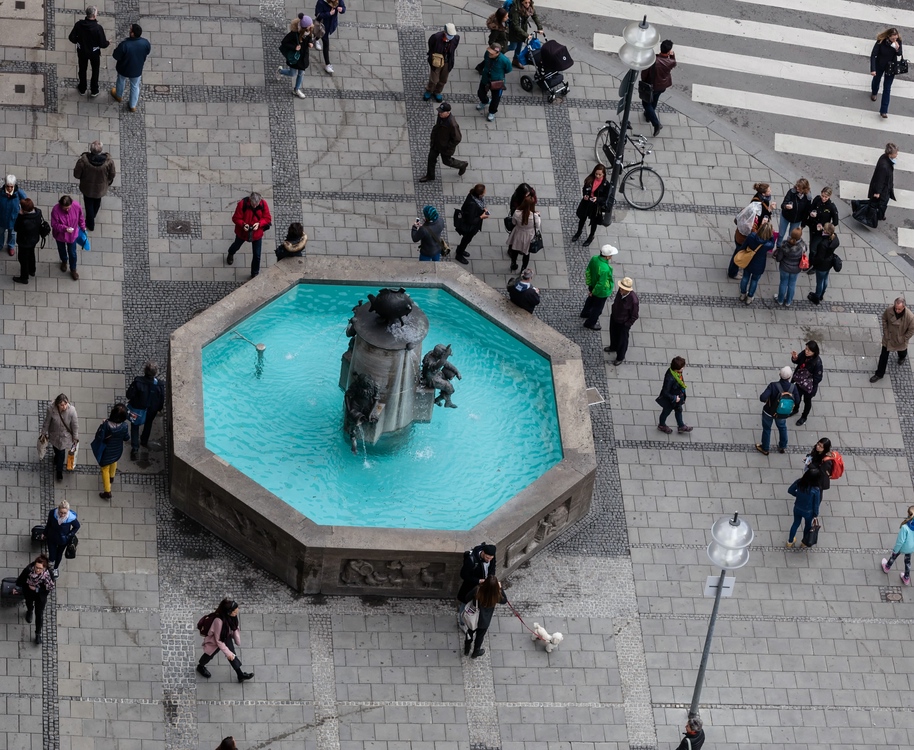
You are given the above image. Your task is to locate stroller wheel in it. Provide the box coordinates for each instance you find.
[547,93,556,103]
[520,75,534,93]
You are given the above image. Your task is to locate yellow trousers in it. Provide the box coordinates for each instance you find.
[101,462,117,492]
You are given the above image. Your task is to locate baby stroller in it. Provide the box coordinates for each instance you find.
[519,37,573,102]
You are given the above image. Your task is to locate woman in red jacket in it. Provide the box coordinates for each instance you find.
[226,192,272,277]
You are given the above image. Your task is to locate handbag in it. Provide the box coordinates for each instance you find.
[799,252,810,270]
[31,525,45,543]
[37,434,48,460]
[90,422,108,465]
[65,536,79,559]
[890,58,909,76]
[462,600,480,631]
[128,405,147,426]
[489,79,505,91]
[852,199,878,228]
[802,517,820,548]
[733,243,762,269]
[503,215,513,233]
[529,231,544,254]
[453,208,465,236]
[792,366,814,394]
[430,52,445,69]
[832,254,843,272]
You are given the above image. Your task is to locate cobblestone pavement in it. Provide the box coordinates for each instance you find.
[2,0,914,749]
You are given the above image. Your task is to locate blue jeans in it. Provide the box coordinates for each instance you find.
[279,67,306,89]
[788,509,814,544]
[56,240,77,270]
[419,253,440,262]
[777,269,799,305]
[739,271,762,298]
[115,74,142,108]
[815,270,829,299]
[1,225,16,249]
[642,90,661,129]
[778,215,800,246]
[761,411,787,452]
[872,68,894,114]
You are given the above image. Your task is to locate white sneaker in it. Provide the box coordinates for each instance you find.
[476,102,487,111]
[315,39,323,51]
[276,65,284,80]
[487,112,495,122]
[293,88,306,99]
[325,64,334,75]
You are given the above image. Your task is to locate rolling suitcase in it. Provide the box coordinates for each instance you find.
[1,577,23,607]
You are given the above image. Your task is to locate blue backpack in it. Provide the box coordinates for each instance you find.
[503,0,513,9]
[775,390,795,417]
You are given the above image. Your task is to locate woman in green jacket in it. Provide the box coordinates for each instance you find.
[508,0,543,68]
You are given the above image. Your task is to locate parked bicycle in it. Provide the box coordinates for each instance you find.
[594,120,665,210]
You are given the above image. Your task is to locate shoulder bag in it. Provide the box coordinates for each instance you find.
[802,517,820,548]
[430,52,445,68]
[529,231,544,254]
[453,208,465,236]
[890,58,909,76]
[792,366,814,394]
[462,600,480,631]
[65,535,79,559]
[733,243,762,269]
[90,422,108,465]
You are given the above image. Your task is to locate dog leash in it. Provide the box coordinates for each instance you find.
[504,596,547,641]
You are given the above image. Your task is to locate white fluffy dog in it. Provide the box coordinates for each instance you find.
[531,622,564,652]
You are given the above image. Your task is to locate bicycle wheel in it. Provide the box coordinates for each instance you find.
[621,166,664,209]
[594,125,615,165]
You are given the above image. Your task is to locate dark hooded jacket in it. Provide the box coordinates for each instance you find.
[68,18,110,54]
[13,209,45,249]
[74,152,116,198]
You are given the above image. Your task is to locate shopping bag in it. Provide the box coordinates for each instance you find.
[76,228,91,251]
[37,434,48,460]
[462,600,480,631]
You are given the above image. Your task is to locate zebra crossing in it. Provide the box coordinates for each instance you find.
[538,0,914,247]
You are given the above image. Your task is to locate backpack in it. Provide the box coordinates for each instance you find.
[775,390,795,416]
[827,451,845,480]
[196,611,217,636]
[503,0,514,10]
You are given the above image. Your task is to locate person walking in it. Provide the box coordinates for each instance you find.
[477,7,509,72]
[476,43,512,123]
[278,15,314,97]
[461,575,506,659]
[68,6,110,97]
[423,23,460,102]
[454,184,489,264]
[674,717,705,750]
[777,178,812,248]
[604,277,639,366]
[50,195,84,280]
[786,467,822,548]
[639,40,675,137]
[733,182,773,248]
[12,555,55,645]
[870,297,914,382]
[11,198,44,284]
[1,175,27,256]
[579,244,617,330]
[881,506,914,585]
[655,356,692,434]
[226,192,272,276]
[73,141,115,232]
[314,0,345,75]
[127,361,165,460]
[508,269,540,314]
[275,222,308,260]
[773,228,806,307]
[871,28,903,118]
[196,598,254,682]
[412,205,445,261]
[737,222,775,304]
[41,393,79,483]
[43,500,81,578]
[507,0,544,69]
[756,366,799,456]
[418,103,467,183]
[92,403,130,500]
[572,164,610,247]
[789,340,823,426]
[728,215,771,280]
[110,23,152,112]
[807,223,839,305]
[456,543,496,623]
[804,186,839,260]
[866,143,897,228]
[507,195,541,273]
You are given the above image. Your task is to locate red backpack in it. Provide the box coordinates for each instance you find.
[196,612,217,636]
[827,451,845,480]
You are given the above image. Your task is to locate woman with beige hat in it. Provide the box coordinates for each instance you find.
[605,277,639,365]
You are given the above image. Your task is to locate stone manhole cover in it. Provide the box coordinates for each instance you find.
[166,219,192,235]
[880,586,903,602]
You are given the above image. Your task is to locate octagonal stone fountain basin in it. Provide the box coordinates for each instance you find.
[169,258,596,597]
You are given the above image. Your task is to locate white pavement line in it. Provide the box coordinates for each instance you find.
[839,180,914,211]
[536,0,872,56]
[898,228,914,248]
[692,84,914,135]
[594,35,914,101]
[774,134,914,173]
[735,0,914,29]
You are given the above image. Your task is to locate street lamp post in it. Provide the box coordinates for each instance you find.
[603,16,657,226]
[688,512,755,719]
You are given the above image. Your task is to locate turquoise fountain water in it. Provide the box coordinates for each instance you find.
[201,284,563,530]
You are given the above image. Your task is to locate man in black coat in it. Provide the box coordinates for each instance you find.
[419,103,468,183]
[604,277,639,366]
[457,543,496,617]
[68,6,110,97]
[674,717,705,750]
[868,142,898,222]
[126,361,166,460]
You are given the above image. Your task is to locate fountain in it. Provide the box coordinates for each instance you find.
[169,258,597,596]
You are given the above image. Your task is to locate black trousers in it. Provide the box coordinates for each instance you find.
[17,244,36,279]
[52,446,67,477]
[464,626,488,654]
[77,51,101,94]
[790,391,813,420]
[83,196,102,231]
[508,249,529,271]
[876,346,907,377]
[608,319,630,360]
[24,587,48,635]
[574,213,599,240]
[425,148,467,179]
[199,639,245,677]
[580,295,608,327]
[455,229,477,257]
[47,541,66,570]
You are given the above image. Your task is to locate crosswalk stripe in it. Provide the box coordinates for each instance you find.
[594,35,914,101]
[535,0,871,56]
[839,181,914,211]
[774,134,914,173]
[897,228,914,248]
[735,0,914,30]
[692,84,912,136]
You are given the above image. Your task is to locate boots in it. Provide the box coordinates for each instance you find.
[196,663,211,678]
[471,648,485,658]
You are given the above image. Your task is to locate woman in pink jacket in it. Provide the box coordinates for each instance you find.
[196,598,254,682]
[50,195,85,280]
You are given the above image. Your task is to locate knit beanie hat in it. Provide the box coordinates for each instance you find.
[298,13,313,25]
[422,205,439,222]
